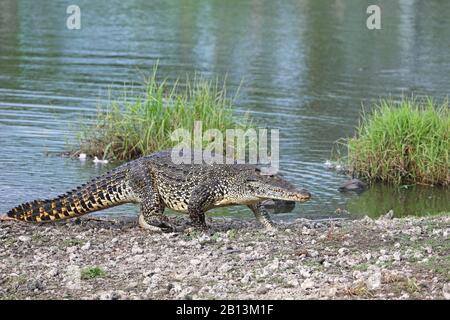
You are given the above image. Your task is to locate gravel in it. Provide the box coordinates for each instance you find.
[0,214,449,300]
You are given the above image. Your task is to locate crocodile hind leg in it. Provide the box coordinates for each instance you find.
[139,193,175,233]
[127,163,174,233]
[248,203,276,230]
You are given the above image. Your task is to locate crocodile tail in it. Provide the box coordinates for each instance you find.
[7,167,137,223]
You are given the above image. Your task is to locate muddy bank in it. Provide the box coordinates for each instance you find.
[0,214,449,300]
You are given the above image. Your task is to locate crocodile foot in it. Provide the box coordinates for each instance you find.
[138,214,175,233]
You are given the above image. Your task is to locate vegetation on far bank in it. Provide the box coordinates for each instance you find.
[76,68,252,161]
[339,97,449,186]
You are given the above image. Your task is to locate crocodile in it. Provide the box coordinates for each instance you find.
[6,149,311,232]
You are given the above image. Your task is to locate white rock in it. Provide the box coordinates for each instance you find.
[299,268,311,278]
[338,248,348,255]
[301,279,314,290]
[66,246,77,254]
[241,273,252,284]
[218,263,233,273]
[414,252,423,259]
[301,227,311,235]
[365,271,382,290]
[443,283,450,300]
[170,282,183,293]
[308,250,319,257]
[18,235,31,242]
[287,279,299,287]
[131,244,144,254]
[65,265,81,290]
[81,242,91,250]
[393,252,401,261]
[189,259,201,266]
[142,277,152,285]
[98,291,119,300]
[268,258,280,270]
[326,287,337,296]
[256,286,269,294]
[47,268,59,277]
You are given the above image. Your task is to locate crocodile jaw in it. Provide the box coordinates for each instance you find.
[249,183,312,203]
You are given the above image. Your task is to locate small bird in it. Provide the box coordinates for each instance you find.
[324,160,336,170]
[93,156,109,164]
[78,153,87,160]
[338,179,367,193]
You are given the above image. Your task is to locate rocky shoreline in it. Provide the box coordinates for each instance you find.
[1,214,449,300]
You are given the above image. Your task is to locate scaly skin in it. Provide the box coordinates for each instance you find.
[7,150,311,231]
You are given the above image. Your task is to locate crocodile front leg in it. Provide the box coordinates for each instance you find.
[187,182,221,231]
[248,202,276,230]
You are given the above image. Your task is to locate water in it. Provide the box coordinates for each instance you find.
[0,0,448,220]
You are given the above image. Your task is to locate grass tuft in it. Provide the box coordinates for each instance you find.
[76,67,252,161]
[81,266,106,280]
[339,97,449,186]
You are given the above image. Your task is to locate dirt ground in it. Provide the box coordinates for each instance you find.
[1,214,449,300]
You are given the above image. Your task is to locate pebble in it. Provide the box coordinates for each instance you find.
[18,236,31,242]
[301,279,314,290]
[189,259,201,266]
[65,265,81,290]
[1,215,448,300]
[256,286,269,294]
[66,246,77,254]
[366,271,382,290]
[287,279,299,287]
[443,283,450,300]
[27,279,44,291]
[81,242,91,250]
[131,244,143,254]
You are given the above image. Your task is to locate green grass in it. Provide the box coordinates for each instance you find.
[76,67,252,161]
[81,266,106,280]
[62,239,86,247]
[339,97,449,186]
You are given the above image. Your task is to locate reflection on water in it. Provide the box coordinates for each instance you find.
[347,184,449,218]
[0,0,449,219]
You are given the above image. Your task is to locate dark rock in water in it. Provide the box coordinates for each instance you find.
[261,199,296,214]
[338,179,367,193]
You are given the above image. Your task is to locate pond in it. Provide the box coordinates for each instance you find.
[0,0,448,220]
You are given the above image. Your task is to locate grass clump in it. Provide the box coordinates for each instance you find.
[77,68,252,161]
[81,266,106,280]
[342,97,449,186]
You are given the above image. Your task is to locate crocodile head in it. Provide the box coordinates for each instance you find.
[241,167,311,203]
